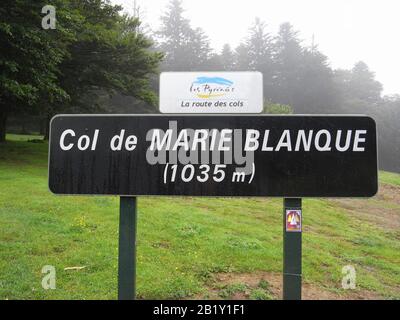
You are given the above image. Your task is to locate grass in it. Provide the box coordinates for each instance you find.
[380,171,400,187]
[0,134,399,299]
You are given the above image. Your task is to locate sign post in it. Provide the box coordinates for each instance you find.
[48,114,378,300]
[118,196,137,300]
[283,198,302,300]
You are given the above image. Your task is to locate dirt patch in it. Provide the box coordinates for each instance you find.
[151,241,171,249]
[329,183,400,230]
[195,271,383,300]
[376,183,400,205]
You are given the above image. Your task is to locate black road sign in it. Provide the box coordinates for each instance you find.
[48,115,378,197]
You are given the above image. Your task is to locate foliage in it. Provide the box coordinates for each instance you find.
[264,102,293,114]
[219,44,235,71]
[0,0,74,141]
[58,2,162,113]
[155,3,398,172]
[368,96,400,173]
[0,0,162,141]
[156,0,210,71]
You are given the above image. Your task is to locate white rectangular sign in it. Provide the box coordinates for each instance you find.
[159,72,263,113]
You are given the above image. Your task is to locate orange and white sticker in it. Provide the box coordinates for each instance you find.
[286,209,302,232]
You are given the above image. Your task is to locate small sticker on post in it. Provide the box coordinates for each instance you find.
[286,209,302,232]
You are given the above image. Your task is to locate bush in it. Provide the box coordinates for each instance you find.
[264,102,293,114]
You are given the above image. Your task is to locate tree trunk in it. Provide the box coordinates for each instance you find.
[0,110,7,143]
[39,118,46,135]
[44,113,51,141]
[21,120,28,135]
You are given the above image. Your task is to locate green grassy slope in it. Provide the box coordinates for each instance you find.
[0,134,399,299]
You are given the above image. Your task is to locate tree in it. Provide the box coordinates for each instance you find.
[295,46,337,113]
[333,61,383,113]
[268,22,337,114]
[188,27,212,69]
[368,95,400,172]
[272,22,304,107]
[251,18,274,99]
[157,0,192,70]
[157,0,212,71]
[53,1,162,138]
[0,0,163,141]
[58,5,162,107]
[237,18,274,98]
[235,43,251,71]
[219,44,235,71]
[0,0,72,142]
[349,61,382,103]
[245,18,273,70]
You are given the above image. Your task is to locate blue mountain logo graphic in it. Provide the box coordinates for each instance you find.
[190,77,235,98]
[192,77,234,86]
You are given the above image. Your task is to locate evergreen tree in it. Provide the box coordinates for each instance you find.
[235,43,251,71]
[188,27,212,69]
[234,18,274,71]
[333,61,383,113]
[296,46,337,113]
[272,22,304,107]
[157,0,211,71]
[245,18,273,71]
[0,0,162,141]
[243,18,274,98]
[370,95,400,172]
[58,4,162,110]
[219,44,235,71]
[350,61,382,103]
[0,0,72,142]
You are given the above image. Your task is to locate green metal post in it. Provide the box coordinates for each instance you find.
[283,198,302,300]
[118,196,137,300]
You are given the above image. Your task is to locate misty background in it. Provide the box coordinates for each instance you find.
[1,0,399,172]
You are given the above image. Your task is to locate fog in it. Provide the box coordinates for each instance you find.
[113,0,400,95]
[2,0,399,172]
